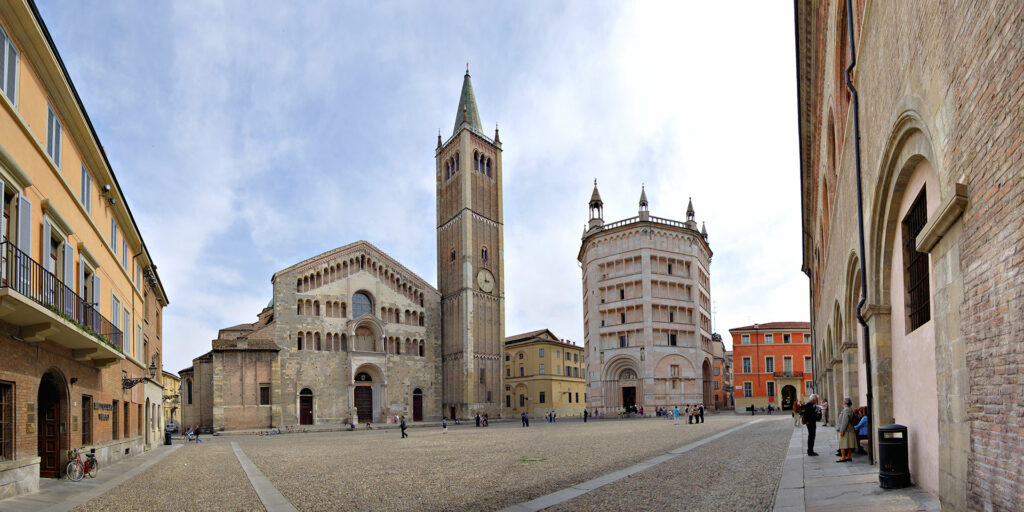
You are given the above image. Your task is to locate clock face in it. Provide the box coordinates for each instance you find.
[476,269,495,292]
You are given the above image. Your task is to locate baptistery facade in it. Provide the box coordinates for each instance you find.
[578,183,714,413]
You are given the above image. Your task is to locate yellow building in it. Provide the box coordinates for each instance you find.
[162,370,180,429]
[504,329,586,418]
[0,0,168,492]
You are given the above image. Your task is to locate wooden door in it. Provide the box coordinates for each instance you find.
[299,395,313,425]
[354,387,372,423]
[412,394,423,422]
[38,389,60,478]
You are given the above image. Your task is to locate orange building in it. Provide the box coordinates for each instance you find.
[730,322,811,412]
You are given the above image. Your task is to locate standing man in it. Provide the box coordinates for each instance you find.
[673,406,680,425]
[400,416,408,438]
[699,403,705,423]
[475,413,481,427]
[584,409,589,423]
[801,394,821,456]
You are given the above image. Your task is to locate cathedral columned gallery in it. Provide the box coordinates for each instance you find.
[180,70,505,429]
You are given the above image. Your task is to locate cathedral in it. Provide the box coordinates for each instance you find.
[180,70,505,429]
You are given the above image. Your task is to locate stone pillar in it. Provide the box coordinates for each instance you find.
[863,304,893,459]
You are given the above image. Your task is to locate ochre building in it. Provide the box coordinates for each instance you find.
[709,334,731,410]
[729,322,811,412]
[579,184,714,414]
[796,1,1024,507]
[504,329,585,418]
[161,371,180,429]
[0,1,169,498]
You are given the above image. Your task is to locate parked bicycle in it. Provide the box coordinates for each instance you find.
[65,447,99,481]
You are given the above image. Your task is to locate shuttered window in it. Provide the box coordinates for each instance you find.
[46,106,61,167]
[902,190,930,331]
[80,165,92,214]
[0,26,17,104]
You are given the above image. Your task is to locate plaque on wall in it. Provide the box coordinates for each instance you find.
[98,413,110,421]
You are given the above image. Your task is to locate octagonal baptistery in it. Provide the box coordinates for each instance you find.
[578,183,715,414]
[272,241,442,425]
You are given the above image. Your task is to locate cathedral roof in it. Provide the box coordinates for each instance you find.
[272,240,439,296]
[453,69,483,136]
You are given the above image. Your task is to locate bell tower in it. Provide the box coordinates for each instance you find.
[436,67,504,419]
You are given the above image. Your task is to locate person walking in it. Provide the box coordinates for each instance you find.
[400,416,408,438]
[793,399,802,427]
[475,413,481,427]
[442,418,448,434]
[836,398,856,462]
[699,403,705,423]
[673,406,680,425]
[552,411,556,423]
[583,409,589,423]
[801,394,821,456]
[482,413,489,427]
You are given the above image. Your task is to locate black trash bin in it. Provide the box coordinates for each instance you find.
[878,424,911,488]
[164,431,172,446]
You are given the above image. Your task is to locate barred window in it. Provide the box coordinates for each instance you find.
[0,382,12,461]
[81,395,92,446]
[902,190,930,331]
[743,382,752,398]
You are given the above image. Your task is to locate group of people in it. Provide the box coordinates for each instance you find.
[663,403,705,425]
[182,426,202,443]
[616,405,644,418]
[798,395,870,462]
[474,413,490,427]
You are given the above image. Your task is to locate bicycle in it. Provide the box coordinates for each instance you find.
[65,448,99,481]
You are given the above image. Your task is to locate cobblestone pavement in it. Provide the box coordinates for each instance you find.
[547,416,792,512]
[236,414,757,512]
[71,441,264,512]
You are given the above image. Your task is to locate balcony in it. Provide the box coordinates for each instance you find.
[774,371,803,379]
[0,241,123,366]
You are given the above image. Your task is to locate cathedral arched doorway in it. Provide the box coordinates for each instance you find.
[37,369,68,478]
[412,388,423,421]
[354,373,373,423]
[781,385,797,411]
[702,359,712,406]
[298,388,314,425]
[619,369,638,410]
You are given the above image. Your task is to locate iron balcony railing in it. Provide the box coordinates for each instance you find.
[774,371,803,378]
[0,241,121,350]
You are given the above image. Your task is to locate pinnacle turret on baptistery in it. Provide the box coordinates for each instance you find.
[587,179,605,231]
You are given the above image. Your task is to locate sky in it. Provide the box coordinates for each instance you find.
[36,0,808,374]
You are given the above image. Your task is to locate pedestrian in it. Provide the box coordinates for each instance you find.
[583,409,589,423]
[801,394,821,456]
[442,418,448,434]
[836,398,856,462]
[673,406,680,425]
[821,399,830,426]
[400,416,408,438]
[794,399,802,427]
[552,411,556,423]
[475,413,481,427]
[699,403,705,423]
[687,405,693,424]
[483,413,489,427]
[194,427,202,444]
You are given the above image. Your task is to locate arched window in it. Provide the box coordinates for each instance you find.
[341,302,347,317]
[314,301,320,316]
[355,372,372,382]
[418,341,424,357]
[297,301,303,315]
[419,312,424,326]
[481,246,488,261]
[450,249,456,263]
[473,151,479,171]
[297,332,304,350]
[296,279,301,292]
[486,158,491,177]
[186,379,193,404]
[314,332,321,351]
[353,292,372,318]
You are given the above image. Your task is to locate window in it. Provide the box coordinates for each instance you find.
[46,105,62,167]
[539,348,544,358]
[80,165,92,214]
[783,334,791,344]
[742,357,751,373]
[619,289,625,300]
[574,353,578,362]
[539,364,545,375]
[805,381,812,394]
[741,334,750,345]
[450,249,456,263]
[479,368,486,384]
[112,296,121,333]
[568,393,572,403]
[765,357,775,373]
[481,247,488,261]
[903,190,931,331]
[667,263,672,275]
[575,392,579,403]
[352,292,372,318]
[112,400,119,440]
[260,385,270,405]
[539,392,545,404]
[555,351,560,359]
[766,381,776,397]
[784,356,793,373]
[519,367,524,377]
[506,368,510,377]
[124,402,129,438]
[714,381,719,390]
[573,367,579,377]
[81,395,92,446]
[518,353,523,359]
[804,356,811,371]
[111,218,118,251]
[122,239,128,269]
[670,364,680,377]
[0,26,18,104]
[669,333,677,346]
[505,354,510,361]
[186,380,192,405]
[123,309,131,357]
[0,382,11,461]
[618,335,627,348]
[557,366,561,375]
[506,395,511,407]
[765,334,773,344]
[743,382,752,398]
[669,311,674,322]
[519,394,525,407]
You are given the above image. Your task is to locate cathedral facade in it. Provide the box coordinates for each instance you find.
[180,71,505,429]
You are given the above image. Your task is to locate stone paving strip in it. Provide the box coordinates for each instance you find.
[237,414,759,512]
[70,441,265,512]
[231,442,298,512]
[544,417,792,512]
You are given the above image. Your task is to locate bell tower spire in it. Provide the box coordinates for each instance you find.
[453,66,483,136]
